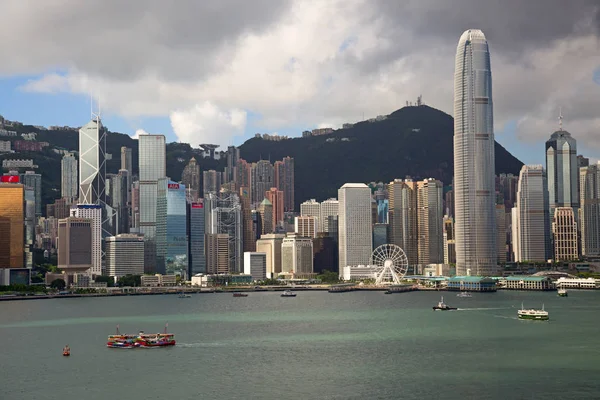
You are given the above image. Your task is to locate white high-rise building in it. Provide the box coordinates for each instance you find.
[511,165,550,262]
[338,183,372,272]
[546,124,578,217]
[320,198,339,234]
[138,134,166,272]
[72,204,102,276]
[61,153,78,200]
[300,199,321,230]
[281,234,314,277]
[580,164,600,256]
[105,234,145,277]
[453,29,497,276]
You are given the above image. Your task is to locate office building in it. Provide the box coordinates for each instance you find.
[320,198,339,236]
[552,207,578,261]
[453,29,497,276]
[188,201,206,276]
[226,146,240,184]
[139,134,166,272]
[417,178,444,265]
[72,204,102,275]
[300,199,321,230]
[388,179,418,266]
[106,171,129,234]
[295,216,318,238]
[205,191,242,273]
[243,252,267,281]
[546,122,579,217]
[313,233,338,274]
[511,165,551,263]
[443,216,456,264]
[281,233,313,277]
[79,117,105,205]
[105,234,144,277]
[182,157,201,201]
[259,198,273,235]
[205,233,229,274]
[61,153,78,200]
[274,156,295,212]
[496,205,507,264]
[256,233,285,278]
[203,170,222,195]
[239,186,255,252]
[338,183,372,271]
[156,179,188,275]
[20,171,41,218]
[121,146,133,177]
[373,223,388,249]
[580,164,600,256]
[57,217,92,273]
[0,183,24,268]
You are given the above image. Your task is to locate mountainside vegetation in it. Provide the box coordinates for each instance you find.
[0,105,523,213]
[239,105,523,206]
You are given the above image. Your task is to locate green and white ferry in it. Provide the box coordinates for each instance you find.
[518,303,549,321]
[557,288,568,297]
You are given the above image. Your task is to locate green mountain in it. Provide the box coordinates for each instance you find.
[0,105,523,213]
[239,105,523,206]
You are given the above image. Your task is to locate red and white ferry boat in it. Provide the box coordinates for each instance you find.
[107,324,176,348]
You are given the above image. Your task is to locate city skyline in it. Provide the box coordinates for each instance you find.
[0,2,599,165]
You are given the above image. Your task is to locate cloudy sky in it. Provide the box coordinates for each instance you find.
[0,0,599,164]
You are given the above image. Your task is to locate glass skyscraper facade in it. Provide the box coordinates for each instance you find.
[453,29,497,276]
[546,129,578,214]
[188,200,206,276]
[79,118,104,205]
[0,183,24,268]
[138,134,166,272]
[156,179,188,276]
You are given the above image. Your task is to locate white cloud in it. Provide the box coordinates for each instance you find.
[169,102,247,147]
[132,129,147,140]
[3,0,600,161]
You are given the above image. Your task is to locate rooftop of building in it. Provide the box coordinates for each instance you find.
[505,276,552,282]
[448,276,496,283]
[340,183,368,189]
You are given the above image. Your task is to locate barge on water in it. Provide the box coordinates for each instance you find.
[328,283,356,293]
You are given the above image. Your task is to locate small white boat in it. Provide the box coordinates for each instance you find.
[456,292,472,298]
[281,290,297,297]
[178,293,192,298]
[557,288,568,297]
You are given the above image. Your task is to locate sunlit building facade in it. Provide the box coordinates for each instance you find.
[0,183,24,268]
[453,29,497,276]
[156,179,188,276]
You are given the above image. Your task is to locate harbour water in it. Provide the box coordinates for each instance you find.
[1,290,599,399]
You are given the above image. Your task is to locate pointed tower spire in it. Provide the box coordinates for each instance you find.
[558,107,563,131]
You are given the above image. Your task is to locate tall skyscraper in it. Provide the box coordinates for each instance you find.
[417,178,444,265]
[20,171,41,218]
[156,179,188,276]
[259,198,273,235]
[182,157,201,201]
[138,134,166,272]
[187,201,206,276]
[443,216,456,264]
[205,191,242,273]
[236,159,251,190]
[453,29,497,276]
[226,146,240,183]
[203,170,222,196]
[388,179,418,266]
[239,187,255,253]
[274,157,295,212]
[579,164,600,256]
[61,153,78,200]
[0,183,24,268]
[205,233,229,274]
[338,183,372,271]
[251,160,274,204]
[511,165,550,262]
[552,207,578,261]
[265,187,284,231]
[120,146,133,177]
[281,234,313,278]
[79,117,105,205]
[546,122,579,216]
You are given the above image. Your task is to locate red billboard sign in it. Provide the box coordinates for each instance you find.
[191,203,204,208]
[168,183,180,190]
[0,175,19,183]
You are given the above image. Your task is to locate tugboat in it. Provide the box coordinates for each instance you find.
[62,345,70,357]
[557,288,568,297]
[518,303,549,320]
[281,290,297,297]
[432,296,457,311]
[233,292,248,297]
[456,292,472,298]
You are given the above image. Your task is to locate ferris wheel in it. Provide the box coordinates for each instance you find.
[371,244,409,285]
